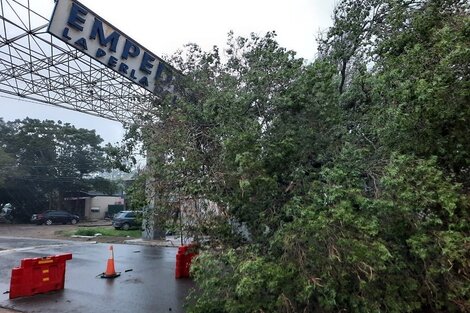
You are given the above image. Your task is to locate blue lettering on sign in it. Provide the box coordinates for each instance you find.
[139,52,155,74]
[89,19,121,52]
[56,0,177,95]
[62,27,72,40]
[138,76,149,87]
[154,62,165,80]
[67,3,88,31]
[121,39,140,60]
[130,69,137,80]
[74,37,88,50]
[108,56,118,68]
[119,63,129,74]
[96,48,106,58]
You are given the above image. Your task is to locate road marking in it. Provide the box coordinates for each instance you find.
[0,241,96,255]
[0,244,69,255]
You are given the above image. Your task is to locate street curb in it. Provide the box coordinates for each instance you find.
[123,239,180,247]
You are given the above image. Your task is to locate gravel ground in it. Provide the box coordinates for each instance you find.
[0,222,134,243]
[0,223,80,239]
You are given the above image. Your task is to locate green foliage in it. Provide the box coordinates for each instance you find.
[127,0,470,312]
[125,173,149,210]
[372,6,470,182]
[378,155,469,311]
[0,147,15,187]
[189,249,300,313]
[0,118,122,215]
[85,177,120,195]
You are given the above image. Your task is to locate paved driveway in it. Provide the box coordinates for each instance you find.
[0,237,194,313]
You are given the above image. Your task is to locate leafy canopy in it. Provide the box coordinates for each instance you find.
[126,0,470,312]
[0,118,122,216]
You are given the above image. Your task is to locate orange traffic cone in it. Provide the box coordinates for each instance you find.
[100,245,120,279]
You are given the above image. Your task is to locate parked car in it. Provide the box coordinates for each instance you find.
[112,211,141,230]
[31,210,80,225]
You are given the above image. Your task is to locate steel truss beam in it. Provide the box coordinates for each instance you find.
[0,0,156,123]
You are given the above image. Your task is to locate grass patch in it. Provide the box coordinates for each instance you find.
[73,227,141,238]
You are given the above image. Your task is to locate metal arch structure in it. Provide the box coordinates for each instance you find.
[0,0,156,123]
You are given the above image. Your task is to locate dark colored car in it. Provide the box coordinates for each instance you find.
[31,210,80,225]
[112,211,141,230]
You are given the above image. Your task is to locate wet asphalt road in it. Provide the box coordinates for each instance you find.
[0,237,194,313]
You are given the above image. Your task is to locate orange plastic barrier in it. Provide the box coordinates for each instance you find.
[175,244,197,279]
[9,253,72,299]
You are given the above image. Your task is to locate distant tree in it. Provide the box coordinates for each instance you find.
[0,118,120,215]
[85,177,120,195]
[125,173,148,211]
[0,147,15,187]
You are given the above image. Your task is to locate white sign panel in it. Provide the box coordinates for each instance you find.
[48,0,177,96]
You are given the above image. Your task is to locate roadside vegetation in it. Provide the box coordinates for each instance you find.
[124,0,470,312]
[72,227,141,238]
[0,119,127,221]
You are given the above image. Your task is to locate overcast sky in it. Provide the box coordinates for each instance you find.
[0,0,337,144]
